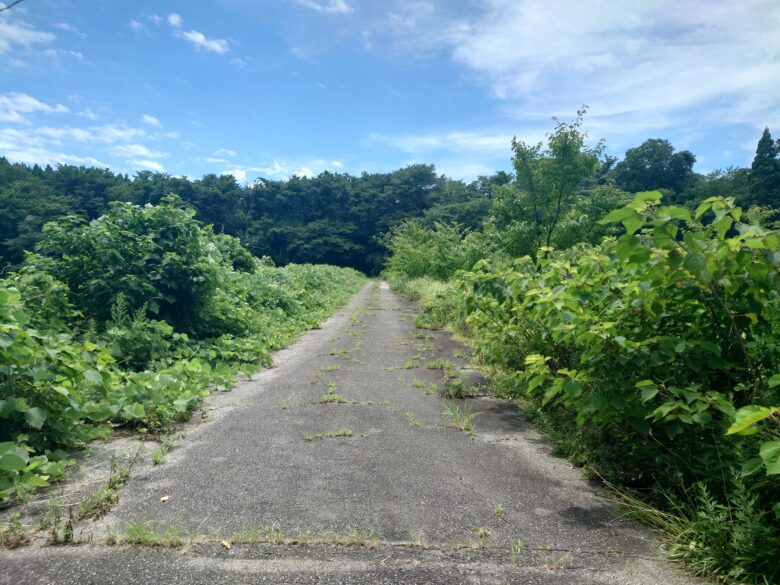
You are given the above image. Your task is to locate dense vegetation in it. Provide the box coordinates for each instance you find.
[385,119,780,583]
[0,197,364,502]
[2,107,780,582]
[0,160,502,274]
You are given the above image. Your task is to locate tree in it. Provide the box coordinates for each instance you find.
[748,127,780,208]
[489,108,603,256]
[614,138,696,198]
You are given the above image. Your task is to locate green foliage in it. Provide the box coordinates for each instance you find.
[614,138,697,197]
[459,192,779,581]
[0,199,365,503]
[748,127,780,208]
[488,108,604,256]
[29,196,221,333]
[384,220,497,281]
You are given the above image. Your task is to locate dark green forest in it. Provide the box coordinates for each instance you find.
[1,125,777,274]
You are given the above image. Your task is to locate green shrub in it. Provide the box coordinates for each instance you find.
[29,196,221,333]
[0,198,365,503]
[461,192,779,581]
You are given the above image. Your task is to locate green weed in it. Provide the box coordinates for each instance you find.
[444,401,477,437]
[304,428,353,441]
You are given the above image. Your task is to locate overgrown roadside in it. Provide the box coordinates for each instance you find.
[2,282,701,584]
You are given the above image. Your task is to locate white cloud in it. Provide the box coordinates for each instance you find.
[0,144,108,168]
[204,157,229,164]
[0,92,69,123]
[251,158,342,179]
[174,29,229,53]
[133,159,165,172]
[221,168,247,182]
[128,19,145,33]
[148,15,163,25]
[370,129,520,155]
[0,19,55,54]
[167,13,183,28]
[113,143,166,159]
[374,0,780,139]
[295,0,353,14]
[214,148,236,157]
[78,108,98,120]
[54,22,79,33]
[141,114,161,126]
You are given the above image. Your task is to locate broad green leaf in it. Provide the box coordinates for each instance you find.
[726,405,778,435]
[683,253,706,276]
[0,289,21,305]
[740,457,764,477]
[24,407,48,430]
[82,369,103,385]
[759,441,780,475]
[122,403,146,420]
[0,447,29,471]
[598,207,635,225]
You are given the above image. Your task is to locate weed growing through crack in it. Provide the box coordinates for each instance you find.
[444,401,477,437]
[322,364,342,373]
[404,357,420,369]
[426,358,453,370]
[113,521,187,547]
[405,412,421,427]
[304,428,353,441]
[0,512,29,549]
[230,524,379,547]
[382,400,397,412]
[78,452,138,520]
[409,529,425,548]
[411,378,424,388]
[509,538,526,564]
[320,382,347,404]
[424,382,438,395]
[152,436,174,465]
[496,502,505,520]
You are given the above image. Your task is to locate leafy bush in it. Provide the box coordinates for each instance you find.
[384,220,497,281]
[29,196,221,333]
[459,192,779,581]
[0,199,365,503]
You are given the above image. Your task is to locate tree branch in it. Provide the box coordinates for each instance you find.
[0,0,28,13]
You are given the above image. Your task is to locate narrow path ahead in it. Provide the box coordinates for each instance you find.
[2,283,701,584]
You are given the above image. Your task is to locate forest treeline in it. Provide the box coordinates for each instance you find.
[1,123,777,274]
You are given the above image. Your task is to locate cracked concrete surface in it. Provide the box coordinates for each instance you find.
[0,282,703,584]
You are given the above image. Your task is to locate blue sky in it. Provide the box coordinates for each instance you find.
[1,0,779,183]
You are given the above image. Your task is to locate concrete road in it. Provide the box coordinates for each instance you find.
[1,282,702,584]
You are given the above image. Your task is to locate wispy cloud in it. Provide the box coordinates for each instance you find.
[174,29,229,53]
[113,143,166,159]
[0,92,69,123]
[370,129,519,155]
[133,159,165,172]
[214,148,236,157]
[295,0,353,14]
[0,18,55,53]
[163,12,230,54]
[141,114,161,127]
[374,0,780,139]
